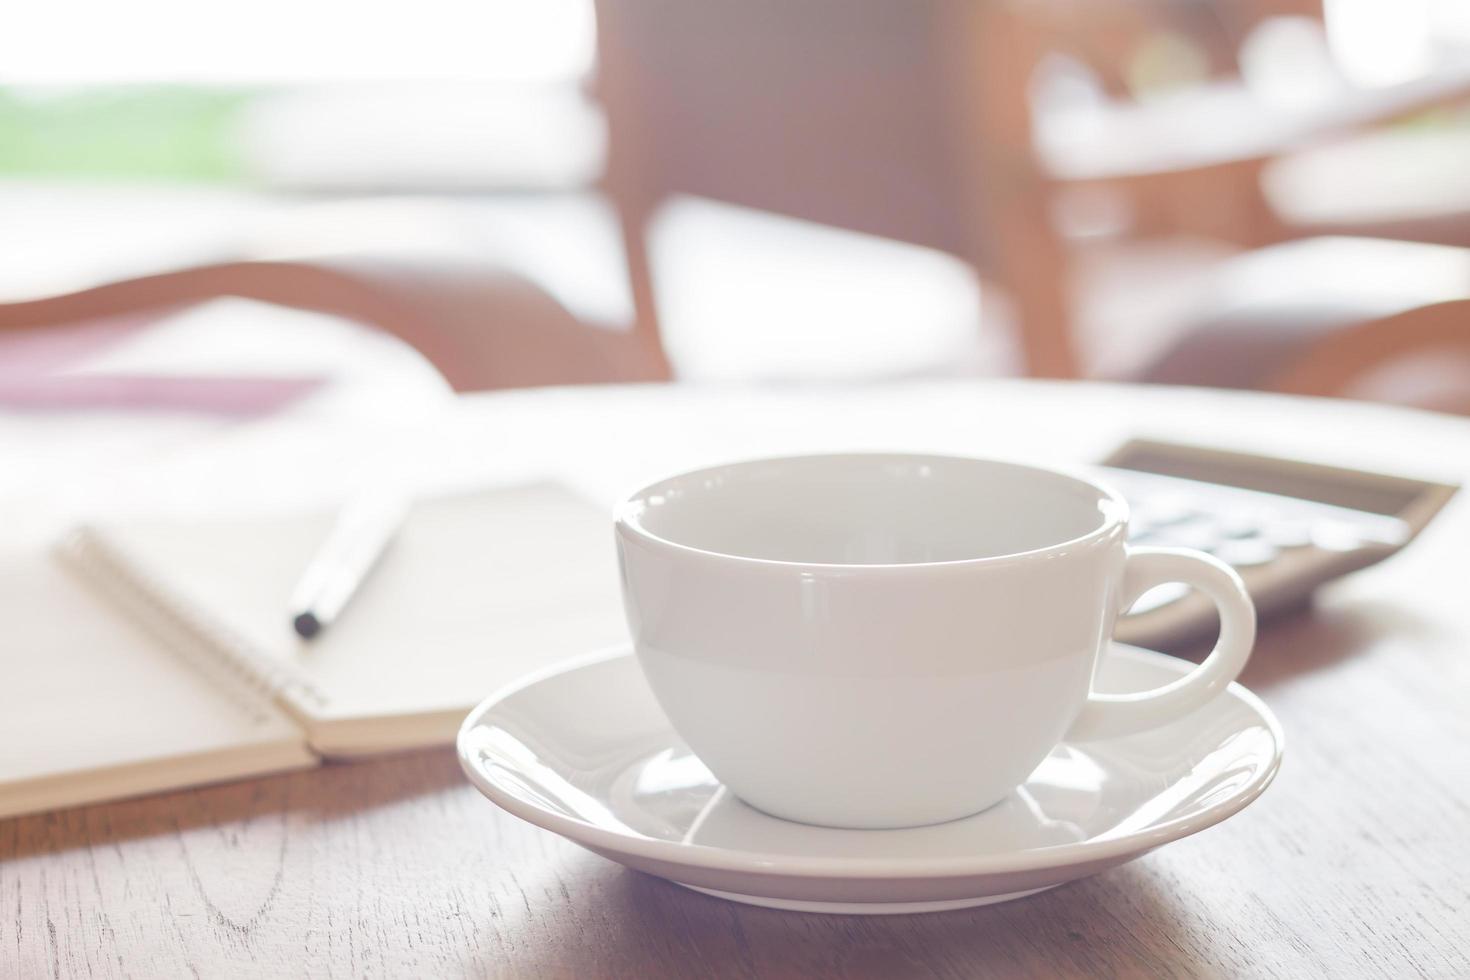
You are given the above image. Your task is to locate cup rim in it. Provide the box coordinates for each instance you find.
[614,452,1129,570]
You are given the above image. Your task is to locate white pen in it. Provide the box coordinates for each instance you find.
[289,491,408,640]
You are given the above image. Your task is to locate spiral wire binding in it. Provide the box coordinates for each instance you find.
[56,527,330,723]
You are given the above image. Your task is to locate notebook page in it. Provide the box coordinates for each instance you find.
[77,484,629,753]
[0,550,315,819]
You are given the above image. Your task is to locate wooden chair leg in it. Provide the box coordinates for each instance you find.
[955,1,1081,380]
[614,211,674,383]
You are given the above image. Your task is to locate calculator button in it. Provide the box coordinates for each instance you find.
[1217,509,1270,539]
[1260,521,1314,549]
[1213,539,1279,568]
[1156,520,1224,553]
[1131,499,1200,530]
[1311,520,1367,552]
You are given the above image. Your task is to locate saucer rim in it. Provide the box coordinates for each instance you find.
[457,642,1284,882]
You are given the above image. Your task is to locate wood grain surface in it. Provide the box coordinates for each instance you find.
[4,381,1469,978]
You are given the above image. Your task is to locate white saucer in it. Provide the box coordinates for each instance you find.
[458,643,1282,915]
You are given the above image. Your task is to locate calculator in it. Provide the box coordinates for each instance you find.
[1098,439,1459,650]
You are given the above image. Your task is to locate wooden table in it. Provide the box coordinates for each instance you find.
[4,380,1469,978]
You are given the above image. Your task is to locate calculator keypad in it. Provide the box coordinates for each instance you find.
[1131,509,1292,562]
[1120,485,1364,615]
[1097,448,1436,643]
[1101,464,1412,614]
[1124,504,1303,614]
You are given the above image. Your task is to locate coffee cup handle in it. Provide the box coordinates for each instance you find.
[1067,546,1257,742]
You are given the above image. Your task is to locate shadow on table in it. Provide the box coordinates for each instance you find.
[0,746,467,861]
[1163,596,1435,692]
[473,861,1194,978]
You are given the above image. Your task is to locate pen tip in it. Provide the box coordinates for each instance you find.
[293,612,322,640]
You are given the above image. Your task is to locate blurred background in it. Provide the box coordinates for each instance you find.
[4,0,1470,434]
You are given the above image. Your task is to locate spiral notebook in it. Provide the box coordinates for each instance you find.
[1,483,626,819]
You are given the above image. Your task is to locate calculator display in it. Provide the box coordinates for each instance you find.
[1109,446,1424,517]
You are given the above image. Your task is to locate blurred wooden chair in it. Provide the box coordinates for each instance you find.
[1273,300,1470,414]
[14,1,1466,403]
[1022,0,1470,249]
[593,0,1470,385]
[1144,236,1470,413]
[0,255,670,393]
[594,0,1080,378]
[1001,0,1470,409]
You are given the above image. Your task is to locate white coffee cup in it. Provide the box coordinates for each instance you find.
[614,453,1256,829]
